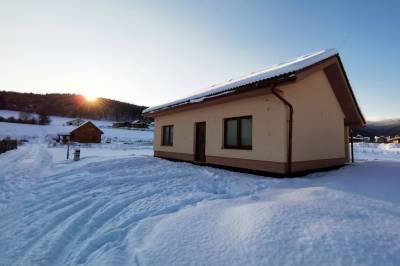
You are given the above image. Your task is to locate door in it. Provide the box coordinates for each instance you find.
[195,122,206,162]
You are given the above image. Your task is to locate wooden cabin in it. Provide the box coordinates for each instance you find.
[58,121,103,143]
[143,49,365,175]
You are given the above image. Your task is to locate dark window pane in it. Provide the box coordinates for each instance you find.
[162,127,167,145]
[169,126,173,145]
[162,125,173,146]
[241,118,252,146]
[226,119,237,146]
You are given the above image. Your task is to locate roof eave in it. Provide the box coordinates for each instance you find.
[143,74,297,117]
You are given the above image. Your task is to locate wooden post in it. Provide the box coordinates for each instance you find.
[350,128,354,163]
[67,139,70,160]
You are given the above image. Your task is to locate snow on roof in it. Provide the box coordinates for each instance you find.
[70,121,104,134]
[57,132,71,135]
[143,49,338,114]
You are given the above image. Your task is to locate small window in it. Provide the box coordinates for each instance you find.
[162,125,174,146]
[224,116,252,149]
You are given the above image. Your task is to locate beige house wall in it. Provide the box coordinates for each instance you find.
[154,93,288,162]
[153,69,348,173]
[281,70,346,162]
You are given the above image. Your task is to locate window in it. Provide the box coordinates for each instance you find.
[162,125,174,146]
[224,116,252,149]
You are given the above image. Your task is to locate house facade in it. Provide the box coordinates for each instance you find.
[143,49,365,174]
[389,136,400,144]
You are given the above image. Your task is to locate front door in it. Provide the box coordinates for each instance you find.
[195,122,206,162]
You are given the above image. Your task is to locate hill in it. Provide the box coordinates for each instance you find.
[355,119,400,138]
[0,91,147,121]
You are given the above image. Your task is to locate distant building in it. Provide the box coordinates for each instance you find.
[352,134,365,143]
[375,136,389,143]
[65,118,85,126]
[58,121,103,143]
[131,120,149,128]
[363,137,370,143]
[389,135,400,144]
[112,120,149,129]
[112,121,132,128]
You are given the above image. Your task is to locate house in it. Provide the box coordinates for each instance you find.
[112,121,132,128]
[389,135,400,144]
[65,118,85,126]
[131,120,149,128]
[143,49,365,175]
[375,136,388,143]
[352,134,365,143]
[58,121,104,143]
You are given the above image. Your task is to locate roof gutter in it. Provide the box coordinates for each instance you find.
[271,86,293,175]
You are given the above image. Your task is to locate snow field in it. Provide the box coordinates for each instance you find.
[0,119,400,266]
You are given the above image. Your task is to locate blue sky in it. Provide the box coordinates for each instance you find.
[0,0,399,120]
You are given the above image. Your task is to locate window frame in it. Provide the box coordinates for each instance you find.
[161,125,174,146]
[223,115,252,150]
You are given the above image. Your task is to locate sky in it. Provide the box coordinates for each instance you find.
[0,0,399,120]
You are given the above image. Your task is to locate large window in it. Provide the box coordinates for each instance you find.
[224,116,252,149]
[162,125,174,146]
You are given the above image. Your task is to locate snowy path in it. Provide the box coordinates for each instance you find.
[1,143,400,265]
[0,142,52,210]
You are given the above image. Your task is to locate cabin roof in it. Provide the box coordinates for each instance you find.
[70,121,104,134]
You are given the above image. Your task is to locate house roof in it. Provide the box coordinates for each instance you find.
[143,49,338,114]
[143,49,365,127]
[70,121,104,134]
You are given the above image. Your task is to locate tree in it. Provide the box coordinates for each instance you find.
[19,112,33,122]
[7,116,17,123]
[38,113,51,125]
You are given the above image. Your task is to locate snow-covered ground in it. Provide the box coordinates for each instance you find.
[1,119,400,266]
[0,109,153,144]
[0,109,114,127]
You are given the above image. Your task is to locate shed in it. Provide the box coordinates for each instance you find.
[69,121,104,143]
[143,49,365,175]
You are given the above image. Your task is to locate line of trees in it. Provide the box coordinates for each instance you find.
[0,91,147,121]
[0,112,51,125]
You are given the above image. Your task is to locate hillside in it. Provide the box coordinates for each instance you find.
[0,91,147,121]
[355,119,400,138]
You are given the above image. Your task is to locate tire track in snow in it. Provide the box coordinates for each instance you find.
[1,152,270,266]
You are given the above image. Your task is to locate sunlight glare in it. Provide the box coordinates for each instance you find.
[84,93,97,102]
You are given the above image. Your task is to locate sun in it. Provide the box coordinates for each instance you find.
[84,93,97,102]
